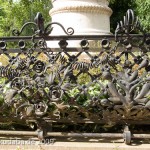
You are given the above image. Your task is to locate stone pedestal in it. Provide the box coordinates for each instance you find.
[47,0,112,48]
[49,0,112,35]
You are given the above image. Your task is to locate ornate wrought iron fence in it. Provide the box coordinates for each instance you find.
[0,9,149,144]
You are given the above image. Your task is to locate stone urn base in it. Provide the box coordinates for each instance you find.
[49,0,112,35]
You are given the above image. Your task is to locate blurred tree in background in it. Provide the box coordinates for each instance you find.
[0,0,52,36]
[0,0,10,36]
[109,0,150,32]
[109,0,136,32]
[135,0,150,31]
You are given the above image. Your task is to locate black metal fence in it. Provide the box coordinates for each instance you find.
[0,10,149,144]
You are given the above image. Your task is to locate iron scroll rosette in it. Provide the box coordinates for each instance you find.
[0,10,149,125]
[12,12,74,36]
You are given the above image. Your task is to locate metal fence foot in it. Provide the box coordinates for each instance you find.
[123,125,131,145]
[37,129,46,141]
[36,119,51,141]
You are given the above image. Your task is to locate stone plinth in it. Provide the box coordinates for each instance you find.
[49,0,112,35]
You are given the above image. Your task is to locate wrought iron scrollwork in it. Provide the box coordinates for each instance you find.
[12,12,74,36]
[0,10,149,133]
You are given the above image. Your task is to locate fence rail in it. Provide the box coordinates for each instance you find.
[0,9,149,145]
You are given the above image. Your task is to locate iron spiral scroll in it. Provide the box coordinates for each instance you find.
[0,9,149,144]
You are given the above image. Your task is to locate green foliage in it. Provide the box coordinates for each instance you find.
[109,0,150,32]
[77,73,91,85]
[0,0,52,36]
[0,1,10,36]
[68,81,109,106]
[109,0,136,32]
[69,87,80,97]
[68,83,103,98]
[135,0,150,32]
[88,83,101,97]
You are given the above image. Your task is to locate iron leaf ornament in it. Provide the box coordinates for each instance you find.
[0,10,149,137]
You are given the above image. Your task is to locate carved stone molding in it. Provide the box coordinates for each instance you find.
[49,0,112,35]
[50,4,112,16]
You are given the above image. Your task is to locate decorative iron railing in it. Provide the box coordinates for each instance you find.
[0,9,149,144]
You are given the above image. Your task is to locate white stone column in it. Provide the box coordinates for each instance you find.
[49,0,112,35]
